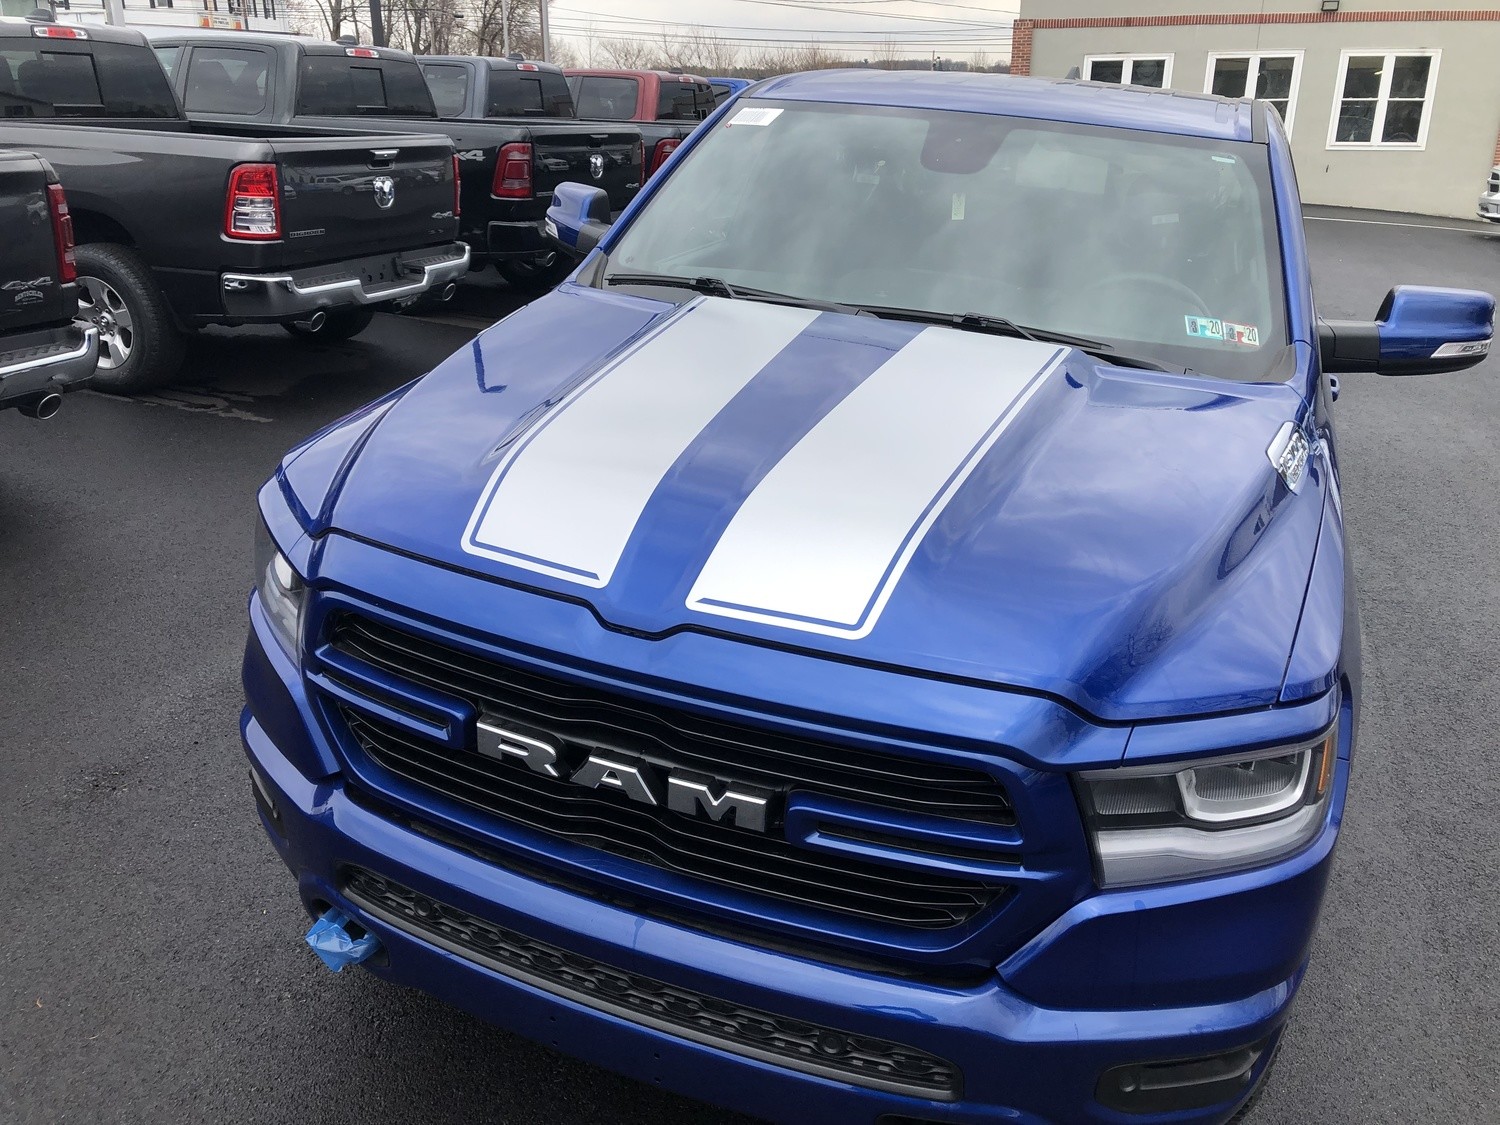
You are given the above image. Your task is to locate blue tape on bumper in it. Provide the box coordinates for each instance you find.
[305,908,381,972]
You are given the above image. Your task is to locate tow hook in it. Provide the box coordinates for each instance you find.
[304,908,381,972]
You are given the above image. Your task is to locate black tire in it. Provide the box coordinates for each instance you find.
[280,307,377,343]
[496,251,573,291]
[74,242,186,393]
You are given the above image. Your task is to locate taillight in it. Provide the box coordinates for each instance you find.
[452,153,461,217]
[224,163,281,240]
[491,142,533,199]
[648,138,681,178]
[46,182,76,284]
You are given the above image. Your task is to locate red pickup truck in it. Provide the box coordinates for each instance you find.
[564,68,714,178]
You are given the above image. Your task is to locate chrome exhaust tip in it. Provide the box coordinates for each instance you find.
[293,310,328,333]
[18,392,63,420]
[440,282,458,302]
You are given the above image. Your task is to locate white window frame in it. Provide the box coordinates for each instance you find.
[1083,54,1174,89]
[1326,48,1442,151]
[1203,51,1304,136]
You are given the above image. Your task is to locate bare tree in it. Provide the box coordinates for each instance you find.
[599,37,656,69]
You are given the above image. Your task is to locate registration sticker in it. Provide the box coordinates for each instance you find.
[730,107,783,127]
[1184,316,1225,341]
[1224,321,1261,347]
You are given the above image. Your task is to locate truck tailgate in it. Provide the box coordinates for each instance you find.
[0,150,69,331]
[529,126,642,211]
[270,135,456,265]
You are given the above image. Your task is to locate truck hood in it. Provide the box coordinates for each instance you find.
[310,286,1323,722]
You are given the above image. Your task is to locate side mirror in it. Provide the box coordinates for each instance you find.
[1320,285,1493,376]
[545,182,611,257]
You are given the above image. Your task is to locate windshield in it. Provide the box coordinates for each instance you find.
[601,100,1289,380]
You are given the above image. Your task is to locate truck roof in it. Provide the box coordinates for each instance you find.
[565,68,712,84]
[0,15,146,46]
[751,69,1261,144]
[134,25,422,63]
[421,54,566,75]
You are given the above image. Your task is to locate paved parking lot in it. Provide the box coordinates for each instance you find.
[2,215,1496,1125]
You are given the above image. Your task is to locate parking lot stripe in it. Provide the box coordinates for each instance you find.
[1305,216,1490,234]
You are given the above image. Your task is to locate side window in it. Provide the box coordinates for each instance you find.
[656,80,700,120]
[422,62,469,117]
[1329,50,1439,148]
[1207,53,1302,134]
[572,76,637,120]
[1085,55,1172,89]
[184,47,270,116]
[711,83,733,107]
[154,45,182,80]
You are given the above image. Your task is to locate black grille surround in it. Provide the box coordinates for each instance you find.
[322,612,1017,931]
[342,866,963,1101]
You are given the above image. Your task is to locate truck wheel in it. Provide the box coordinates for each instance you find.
[74,243,185,393]
[496,252,573,291]
[280,307,376,343]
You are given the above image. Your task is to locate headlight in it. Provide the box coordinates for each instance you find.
[1077,722,1338,887]
[254,519,305,657]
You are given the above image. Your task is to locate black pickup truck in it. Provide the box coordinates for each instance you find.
[0,149,94,417]
[417,54,644,288]
[143,30,643,290]
[564,68,713,181]
[0,16,468,392]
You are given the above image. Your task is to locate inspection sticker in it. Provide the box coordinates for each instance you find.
[730,107,783,127]
[1224,321,1261,346]
[1184,315,1225,341]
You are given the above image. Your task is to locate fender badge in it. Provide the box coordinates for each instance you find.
[1267,422,1311,492]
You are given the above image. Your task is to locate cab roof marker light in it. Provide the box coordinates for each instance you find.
[1267,421,1310,492]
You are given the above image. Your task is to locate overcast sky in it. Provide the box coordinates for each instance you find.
[548,1,1021,65]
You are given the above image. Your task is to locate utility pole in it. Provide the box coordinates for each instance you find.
[502,0,509,55]
[369,0,386,48]
[538,0,550,62]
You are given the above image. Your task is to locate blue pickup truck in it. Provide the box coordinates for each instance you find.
[242,71,1492,1124]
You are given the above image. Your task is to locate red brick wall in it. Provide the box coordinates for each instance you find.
[1011,19,1034,76]
[1029,10,1500,30]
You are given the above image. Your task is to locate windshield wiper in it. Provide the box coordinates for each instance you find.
[605,273,859,314]
[851,305,1177,372]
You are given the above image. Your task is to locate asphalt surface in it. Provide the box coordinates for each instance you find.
[2,220,1497,1125]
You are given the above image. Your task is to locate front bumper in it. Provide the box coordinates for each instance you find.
[0,321,97,409]
[242,594,1345,1125]
[220,242,470,322]
[1476,190,1500,223]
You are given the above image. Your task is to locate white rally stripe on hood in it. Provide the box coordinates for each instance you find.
[463,297,820,587]
[687,329,1067,639]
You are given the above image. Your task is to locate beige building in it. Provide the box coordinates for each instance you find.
[1012,1,1500,218]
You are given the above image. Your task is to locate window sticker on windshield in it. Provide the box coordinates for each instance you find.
[1184,316,1225,341]
[730,107,782,127]
[952,193,966,220]
[1224,321,1261,346]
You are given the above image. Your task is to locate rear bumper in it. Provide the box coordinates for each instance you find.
[219,242,470,322]
[0,321,97,409]
[242,597,1343,1125]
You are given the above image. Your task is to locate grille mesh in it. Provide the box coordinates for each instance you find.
[342,866,963,1100]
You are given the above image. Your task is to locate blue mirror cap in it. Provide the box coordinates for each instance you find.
[1377,284,1494,362]
[545,181,612,249]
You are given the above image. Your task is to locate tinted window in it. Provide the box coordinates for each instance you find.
[711,82,734,107]
[154,45,182,79]
[184,47,269,115]
[296,56,435,117]
[486,69,573,117]
[655,79,714,121]
[0,42,176,118]
[422,62,468,117]
[570,75,636,120]
[606,102,1289,381]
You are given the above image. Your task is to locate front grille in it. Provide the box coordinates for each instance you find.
[344,707,1001,928]
[342,866,963,1100]
[325,613,1013,930]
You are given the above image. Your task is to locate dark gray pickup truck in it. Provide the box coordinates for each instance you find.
[0,149,94,417]
[143,30,643,290]
[0,15,468,391]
